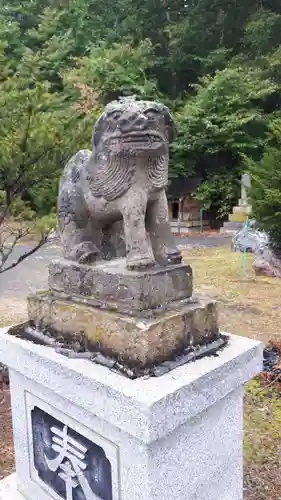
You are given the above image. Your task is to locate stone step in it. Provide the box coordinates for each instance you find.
[221,221,244,231]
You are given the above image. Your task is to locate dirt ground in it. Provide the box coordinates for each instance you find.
[184,246,281,344]
[1,244,280,498]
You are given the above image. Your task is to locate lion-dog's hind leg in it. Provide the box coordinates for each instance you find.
[58,151,102,264]
[101,221,126,260]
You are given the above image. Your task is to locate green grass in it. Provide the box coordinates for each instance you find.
[244,379,281,499]
[183,246,281,344]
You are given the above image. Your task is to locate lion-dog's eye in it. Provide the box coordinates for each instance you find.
[144,109,158,120]
[110,111,122,121]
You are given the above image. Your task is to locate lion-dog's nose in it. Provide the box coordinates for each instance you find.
[118,111,148,134]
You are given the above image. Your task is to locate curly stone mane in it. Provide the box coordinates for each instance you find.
[86,96,176,201]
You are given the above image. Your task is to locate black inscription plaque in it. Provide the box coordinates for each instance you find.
[31,407,113,500]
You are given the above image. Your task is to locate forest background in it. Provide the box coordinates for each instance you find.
[1,0,281,265]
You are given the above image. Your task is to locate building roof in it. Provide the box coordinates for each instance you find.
[167,176,202,199]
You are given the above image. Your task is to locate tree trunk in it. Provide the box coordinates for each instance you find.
[5,188,11,208]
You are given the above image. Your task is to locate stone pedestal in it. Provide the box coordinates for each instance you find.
[48,259,193,312]
[28,291,218,367]
[25,258,220,369]
[0,328,262,500]
[221,204,251,235]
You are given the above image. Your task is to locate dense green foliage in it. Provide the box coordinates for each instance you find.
[1,0,281,225]
[247,119,281,249]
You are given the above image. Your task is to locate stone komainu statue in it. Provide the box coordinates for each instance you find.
[58,96,182,270]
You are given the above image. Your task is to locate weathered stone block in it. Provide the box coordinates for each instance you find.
[48,258,193,314]
[27,292,218,367]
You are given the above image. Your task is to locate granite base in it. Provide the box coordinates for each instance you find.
[0,328,262,500]
[0,475,24,500]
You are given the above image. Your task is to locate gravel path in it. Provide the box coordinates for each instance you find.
[0,244,61,298]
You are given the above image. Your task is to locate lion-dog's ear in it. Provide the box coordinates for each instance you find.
[92,115,104,150]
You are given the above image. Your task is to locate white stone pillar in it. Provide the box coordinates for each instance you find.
[0,329,262,500]
[239,173,251,207]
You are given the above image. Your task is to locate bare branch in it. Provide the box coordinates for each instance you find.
[0,233,49,274]
[0,224,29,269]
[0,217,44,272]
[0,202,11,226]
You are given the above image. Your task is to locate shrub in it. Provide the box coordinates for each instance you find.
[247,143,281,250]
[10,198,35,221]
